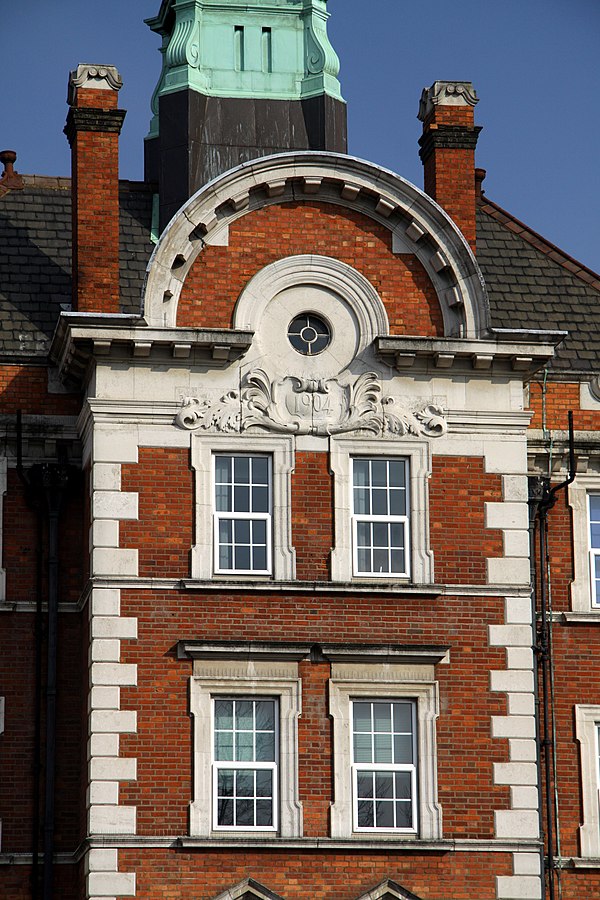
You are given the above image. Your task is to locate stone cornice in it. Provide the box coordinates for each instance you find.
[177,640,449,665]
[50,312,253,386]
[375,333,562,378]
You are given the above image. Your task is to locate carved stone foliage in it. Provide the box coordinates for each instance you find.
[176,370,447,438]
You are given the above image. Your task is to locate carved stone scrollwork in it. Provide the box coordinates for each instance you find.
[176,370,447,438]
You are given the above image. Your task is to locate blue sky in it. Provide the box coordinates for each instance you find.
[2,0,599,273]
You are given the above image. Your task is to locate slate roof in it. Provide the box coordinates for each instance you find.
[1,174,598,374]
[477,197,600,374]
[0,177,153,358]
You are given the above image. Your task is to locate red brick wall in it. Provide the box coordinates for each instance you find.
[119,843,512,900]
[528,379,600,431]
[119,589,508,840]
[177,203,444,337]
[430,456,503,584]
[0,366,80,416]
[120,448,194,578]
[292,451,333,581]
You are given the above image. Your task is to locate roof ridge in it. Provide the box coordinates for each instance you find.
[478,195,600,293]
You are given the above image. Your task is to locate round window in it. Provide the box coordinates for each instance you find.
[287,313,331,356]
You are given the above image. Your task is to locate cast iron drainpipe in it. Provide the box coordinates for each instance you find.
[17,410,75,900]
[535,410,576,900]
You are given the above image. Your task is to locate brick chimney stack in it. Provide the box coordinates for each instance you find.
[64,65,126,313]
[418,81,481,252]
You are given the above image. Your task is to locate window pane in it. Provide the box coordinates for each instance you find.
[218,797,234,826]
[215,484,231,512]
[353,459,369,487]
[395,801,413,828]
[395,771,412,800]
[354,488,370,515]
[252,485,269,513]
[252,545,267,571]
[389,489,406,516]
[219,520,232,543]
[591,524,600,547]
[256,770,272,798]
[253,519,267,545]
[373,702,392,732]
[373,548,389,573]
[375,800,394,828]
[215,731,233,761]
[215,699,233,730]
[234,456,250,483]
[357,799,374,827]
[590,495,600,520]
[373,732,393,763]
[256,799,273,826]
[372,460,387,487]
[372,488,388,516]
[388,460,405,488]
[373,522,389,548]
[393,703,412,733]
[215,456,231,484]
[252,457,269,485]
[353,702,372,732]
[356,522,371,547]
[255,700,275,730]
[236,770,254,797]
[218,770,234,796]
[219,543,233,570]
[375,773,394,800]
[235,732,253,761]
[235,701,254,730]
[256,731,275,762]
[390,523,404,549]
[234,485,250,512]
[394,734,413,764]
[236,799,254,826]
[390,549,405,574]
[354,733,372,763]
[234,545,251,571]
[357,548,371,573]
[357,772,374,799]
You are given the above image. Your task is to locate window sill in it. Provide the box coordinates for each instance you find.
[178,837,456,851]
[566,857,600,869]
[180,578,445,595]
[562,612,600,624]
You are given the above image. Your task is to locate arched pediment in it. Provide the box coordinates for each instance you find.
[142,152,490,339]
[356,879,423,900]
[211,878,285,900]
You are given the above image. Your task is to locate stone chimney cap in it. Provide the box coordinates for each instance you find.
[418,81,479,122]
[67,64,123,105]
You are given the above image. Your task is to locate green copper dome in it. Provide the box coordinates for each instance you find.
[146,0,344,138]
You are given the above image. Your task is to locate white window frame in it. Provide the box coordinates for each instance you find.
[211,697,279,832]
[191,434,295,581]
[575,705,600,857]
[213,454,272,576]
[569,476,600,614]
[351,457,410,578]
[330,437,433,584]
[329,661,442,841]
[190,658,303,838]
[589,494,600,607]
[351,699,417,833]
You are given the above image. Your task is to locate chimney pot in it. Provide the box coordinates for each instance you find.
[475,167,487,198]
[0,150,24,191]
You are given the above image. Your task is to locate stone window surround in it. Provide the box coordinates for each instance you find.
[189,658,303,838]
[191,433,295,581]
[329,661,442,841]
[575,704,600,858]
[330,436,433,585]
[569,476,600,614]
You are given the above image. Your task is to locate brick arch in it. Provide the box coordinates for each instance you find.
[143,152,489,339]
